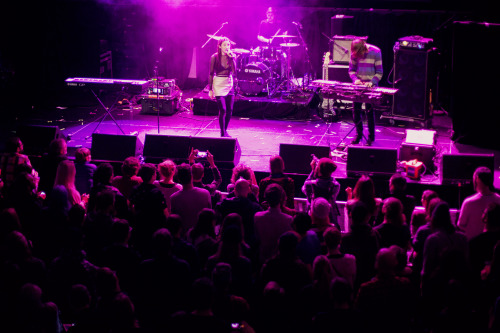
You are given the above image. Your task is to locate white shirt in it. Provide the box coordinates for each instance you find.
[457,192,500,239]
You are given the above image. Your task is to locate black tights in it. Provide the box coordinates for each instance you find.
[216,94,234,136]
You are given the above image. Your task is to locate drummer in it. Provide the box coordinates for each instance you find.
[257,7,285,46]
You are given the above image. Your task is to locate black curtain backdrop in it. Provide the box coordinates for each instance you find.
[1,0,495,115]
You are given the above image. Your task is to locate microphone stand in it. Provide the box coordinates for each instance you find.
[201,22,227,48]
[153,47,163,134]
[321,33,349,63]
[294,23,314,88]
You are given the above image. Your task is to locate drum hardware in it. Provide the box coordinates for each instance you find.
[205,34,236,45]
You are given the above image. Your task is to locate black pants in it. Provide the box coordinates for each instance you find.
[216,94,234,136]
[353,102,375,140]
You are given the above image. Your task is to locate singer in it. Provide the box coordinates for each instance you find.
[348,38,383,146]
[209,37,237,137]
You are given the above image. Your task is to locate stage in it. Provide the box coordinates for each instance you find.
[4,85,499,210]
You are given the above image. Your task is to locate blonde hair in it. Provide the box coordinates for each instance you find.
[158,159,177,181]
[54,160,81,205]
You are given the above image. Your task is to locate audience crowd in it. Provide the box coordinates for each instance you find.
[1,136,500,333]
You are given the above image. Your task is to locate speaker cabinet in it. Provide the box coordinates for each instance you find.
[143,134,239,168]
[140,97,179,115]
[190,137,239,167]
[143,134,191,163]
[91,133,143,162]
[279,143,331,175]
[322,64,350,82]
[331,15,354,37]
[346,146,398,179]
[392,47,436,121]
[17,125,64,156]
[441,153,495,185]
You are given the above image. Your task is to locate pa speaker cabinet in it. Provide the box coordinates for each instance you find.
[441,153,495,185]
[17,125,64,156]
[190,136,239,168]
[392,47,436,121]
[346,146,398,179]
[279,143,331,175]
[143,135,239,167]
[91,133,143,162]
[140,96,179,115]
[143,134,191,163]
[331,15,354,37]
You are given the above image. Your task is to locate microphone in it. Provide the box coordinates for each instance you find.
[292,21,303,29]
[227,51,236,58]
[222,22,228,25]
[311,154,319,162]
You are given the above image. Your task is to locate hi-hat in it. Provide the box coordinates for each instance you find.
[232,48,250,54]
[280,43,300,47]
[207,34,236,44]
[273,34,296,38]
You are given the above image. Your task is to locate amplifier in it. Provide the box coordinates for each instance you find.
[331,35,367,64]
[146,78,176,96]
[396,36,433,50]
[322,64,350,82]
[139,95,179,115]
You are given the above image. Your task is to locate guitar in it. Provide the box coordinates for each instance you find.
[322,51,331,80]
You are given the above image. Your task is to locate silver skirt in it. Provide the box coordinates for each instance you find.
[213,75,233,97]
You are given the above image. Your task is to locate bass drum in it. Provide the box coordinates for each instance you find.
[238,62,271,95]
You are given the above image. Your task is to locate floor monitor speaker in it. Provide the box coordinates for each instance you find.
[441,153,495,185]
[346,146,398,179]
[279,143,331,175]
[17,125,64,156]
[143,134,239,168]
[91,133,143,162]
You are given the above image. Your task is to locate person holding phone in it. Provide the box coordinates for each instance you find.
[208,37,237,137]
[188,148,223,207]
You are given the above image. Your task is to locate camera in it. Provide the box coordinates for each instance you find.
[197,151,208,158]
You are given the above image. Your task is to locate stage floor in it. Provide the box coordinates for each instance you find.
[4,87,500,206]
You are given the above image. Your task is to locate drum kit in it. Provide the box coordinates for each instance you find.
[208,34,302,96]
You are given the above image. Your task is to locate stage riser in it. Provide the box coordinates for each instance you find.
[192,93,310,120]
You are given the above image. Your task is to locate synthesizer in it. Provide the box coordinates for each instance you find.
[65,77,148,94]
[310,79,398,104]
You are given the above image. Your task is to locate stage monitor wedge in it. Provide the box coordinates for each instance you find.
[279,143,331,175]
[143,134,239,168]
[17,125,64,156]
[346,146,398,179]
[91,133,143,162]
[441,153,495,185]
[143,134,191,163]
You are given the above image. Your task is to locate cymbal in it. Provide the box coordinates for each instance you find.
[273,34,296,38]
[280,43,300,47]
[232,48,250,54]
[207,34,236,44]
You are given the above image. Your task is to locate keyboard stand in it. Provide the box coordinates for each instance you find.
[90,88,126,135]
